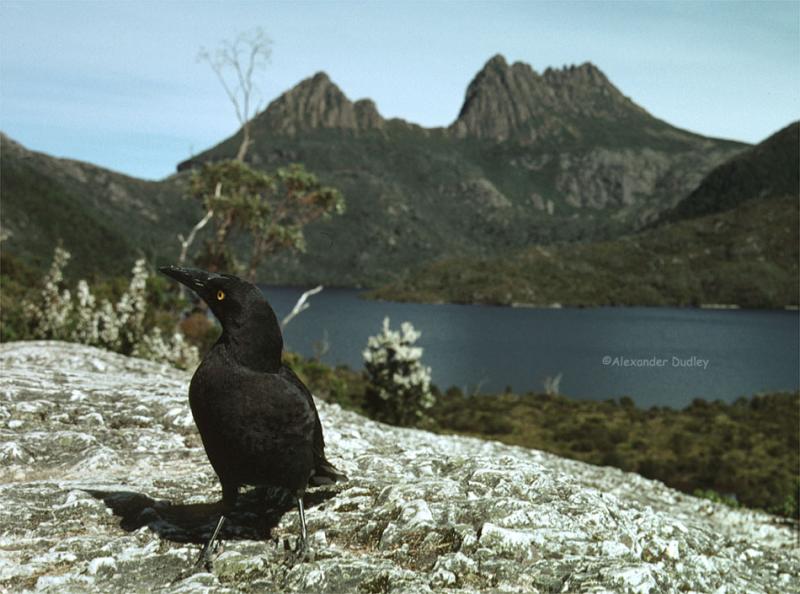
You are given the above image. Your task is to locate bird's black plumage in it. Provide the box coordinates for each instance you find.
[159,265,345,561]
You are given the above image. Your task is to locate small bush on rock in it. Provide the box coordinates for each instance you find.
[23,247,198,369]
[363,317,433,426]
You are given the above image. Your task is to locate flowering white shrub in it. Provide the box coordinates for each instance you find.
[24,247,198,370]
[24,247,73,340]
[363,317,434,426]
[133,327,199,371]
[115,258,148,351]
[72,279,97,344]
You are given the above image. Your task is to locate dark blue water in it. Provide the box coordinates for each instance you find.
[261,286,799,409]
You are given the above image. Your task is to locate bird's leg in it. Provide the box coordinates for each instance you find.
[281,492,312,563]
[297,494,308,549]
[193,484,237,570]
[194,514,226,569]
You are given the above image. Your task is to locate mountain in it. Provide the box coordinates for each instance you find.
[252,72,386,135]
[371,123,799,308]
[663,121,799,222]
[1,341,796,593]
[450,54,649,142]
[178,55,747,287]
[0,134,195,277]
[2,56,750,288]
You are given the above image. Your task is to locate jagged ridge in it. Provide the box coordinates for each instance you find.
[449,54,648,142]
[253,72,385,136]
[243,55,661,143]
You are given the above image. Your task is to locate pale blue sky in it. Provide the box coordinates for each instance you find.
[1,0,798,180]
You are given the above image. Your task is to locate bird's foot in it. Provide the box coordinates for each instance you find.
[280,536,313,564]
[170,539,222,584]
[193,538,223,571]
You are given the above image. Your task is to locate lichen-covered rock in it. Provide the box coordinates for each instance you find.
[1,341,797,593]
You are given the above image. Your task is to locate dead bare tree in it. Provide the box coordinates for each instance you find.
[177,28,272,268]
[198,27,272,162]
[543,372,563,396]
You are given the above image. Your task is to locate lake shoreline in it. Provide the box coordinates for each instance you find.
[363,287,799,311]
[260,283,799,312]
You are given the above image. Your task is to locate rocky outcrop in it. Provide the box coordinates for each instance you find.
[449,55,647,142]
[555,149,672,210]
[1,341,797,593]
[255,73,385,136]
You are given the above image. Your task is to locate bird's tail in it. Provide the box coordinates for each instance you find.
[309,457,348,486]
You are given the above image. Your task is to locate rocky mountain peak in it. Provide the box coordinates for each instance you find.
[543,62,607,87]
[255,71,385,136]
[449,54,549,142]
[484,53,510,70]
[450,55,647,142]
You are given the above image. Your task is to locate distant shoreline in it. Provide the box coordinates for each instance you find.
[258,282,799,312]
[359,288,799,312]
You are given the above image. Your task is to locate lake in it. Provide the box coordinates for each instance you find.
[262,286,799,409]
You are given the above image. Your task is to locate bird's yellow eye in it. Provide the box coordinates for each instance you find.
[216,290,225,301]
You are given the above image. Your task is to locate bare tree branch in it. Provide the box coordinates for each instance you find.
[175,182,221,301]
[198,28,271,162]
[543,372,563,396]
[281,285,323,328]
[178,182,221,267]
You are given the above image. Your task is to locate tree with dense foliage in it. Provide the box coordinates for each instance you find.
[190,160,344,280]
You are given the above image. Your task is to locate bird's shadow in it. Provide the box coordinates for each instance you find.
[86,487,336,545]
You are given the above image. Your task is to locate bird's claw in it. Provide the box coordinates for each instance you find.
[193,546,214,571]
[169,544,217,586]
[280,536,312,564]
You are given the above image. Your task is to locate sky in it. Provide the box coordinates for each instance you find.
[1,0,798,180]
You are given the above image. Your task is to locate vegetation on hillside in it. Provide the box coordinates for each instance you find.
[371,194,799,308]
[429,389,799,520]
[665,121,799,222]
[0,134,191,279]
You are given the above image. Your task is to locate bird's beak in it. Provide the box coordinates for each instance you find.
[158,265,220,292]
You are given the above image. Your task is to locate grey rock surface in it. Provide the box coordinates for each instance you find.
[1,341,797,593]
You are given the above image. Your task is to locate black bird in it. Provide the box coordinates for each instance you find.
[159,266,346,563]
